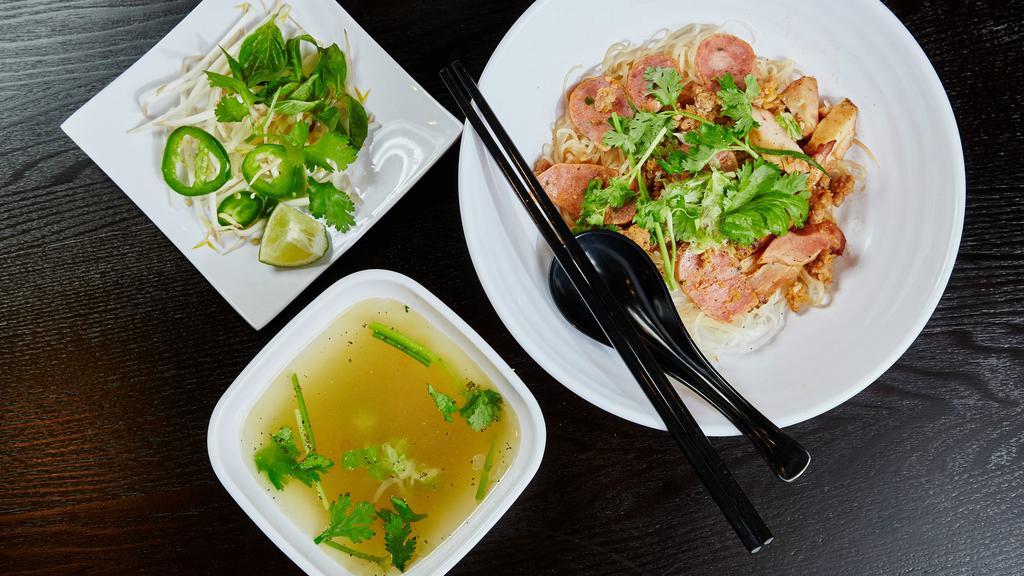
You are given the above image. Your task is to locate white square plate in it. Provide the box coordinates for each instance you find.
[207,270,546,575]
[62,0,461,329]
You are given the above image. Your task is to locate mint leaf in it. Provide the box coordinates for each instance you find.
[308,179,356,232]
[272,99,321,115]
[284,33,317,80]
[316,44,348,97]
[215,95,248,122]
[238,20,287,85]
[206,71,256,107]
[341,95,369,150]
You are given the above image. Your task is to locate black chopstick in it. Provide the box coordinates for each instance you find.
[440,61,773,553]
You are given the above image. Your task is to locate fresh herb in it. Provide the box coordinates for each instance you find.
[776,111,802,141]
[426,384,458,423]
[716,73,760,135]
[720,162,810,244]
[378,497,426,572]
[426,382,504,432]
[314,493,377,544]
[644,66,685,108]
[368,322,440,366]
[459,383,504,432]
[214,95,249,122]
[315,43,348,97]
[303,131,358,173]
[476,435,497,501]
[576,176,635,230]
[308,179,356,232]
[237,20,287,86]
[342,440,439,485]
[205,71,256,107]
[253,426,333,489]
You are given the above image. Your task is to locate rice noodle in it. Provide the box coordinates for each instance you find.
[541,24,865,357]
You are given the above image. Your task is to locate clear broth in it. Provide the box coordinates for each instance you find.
[244,298,519,574]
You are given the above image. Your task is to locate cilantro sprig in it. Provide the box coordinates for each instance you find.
[314,495,426,573]
[426,382,504,432]
[254,374,334,506]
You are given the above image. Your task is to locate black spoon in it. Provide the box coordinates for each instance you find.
[549,230,811,482]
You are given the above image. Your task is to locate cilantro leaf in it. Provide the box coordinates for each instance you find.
[426,384,458,423]
[776,112,802,141]
[308,179,356,232]
[383,513,416,572]
[314,493,377,545]
[215,95,248,122]
[644,66,684,107]
[303,131,358,172]
[238,19,287,86]
[716,73,760,137]
[661,123,735,174]
[377,498,425,572]
[459,384,503,432]
[342,446,387,481]
[253,426,332,489]
[577,176,634,230]
[602,111,675,159]
[720,160,810,244]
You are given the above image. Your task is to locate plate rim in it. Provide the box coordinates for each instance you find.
[60,0,462,330]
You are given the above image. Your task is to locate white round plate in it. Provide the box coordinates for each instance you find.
[458,0,965,435]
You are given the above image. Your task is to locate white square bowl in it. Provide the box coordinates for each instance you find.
[207,269,546,575]
[61,0,462,329]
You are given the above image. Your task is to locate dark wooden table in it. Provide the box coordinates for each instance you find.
[2,0,1023,574]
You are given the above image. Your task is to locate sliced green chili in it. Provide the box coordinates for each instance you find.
[216,191,265,228]
[242,144,307,199]
[161,126,231,196]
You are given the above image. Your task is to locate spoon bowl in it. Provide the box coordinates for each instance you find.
[549,230,810,482]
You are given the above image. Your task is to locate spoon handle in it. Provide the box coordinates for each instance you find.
[652,343,811,482]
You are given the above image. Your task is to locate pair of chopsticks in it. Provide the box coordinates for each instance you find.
[440,61,773,553]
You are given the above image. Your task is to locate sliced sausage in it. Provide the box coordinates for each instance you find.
[696,33,756,88]
[627,53,680,112]
[779,76,820,138]
[568,77,632,147]
[676,248,759,322]
[536,163,633,226]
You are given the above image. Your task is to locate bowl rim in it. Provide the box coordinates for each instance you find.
[207,269,547,575]
[457,0,966,435]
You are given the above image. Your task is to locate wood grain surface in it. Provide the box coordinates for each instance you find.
[1,0,1022,574]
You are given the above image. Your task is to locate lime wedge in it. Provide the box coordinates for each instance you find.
[258,204,329,267]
